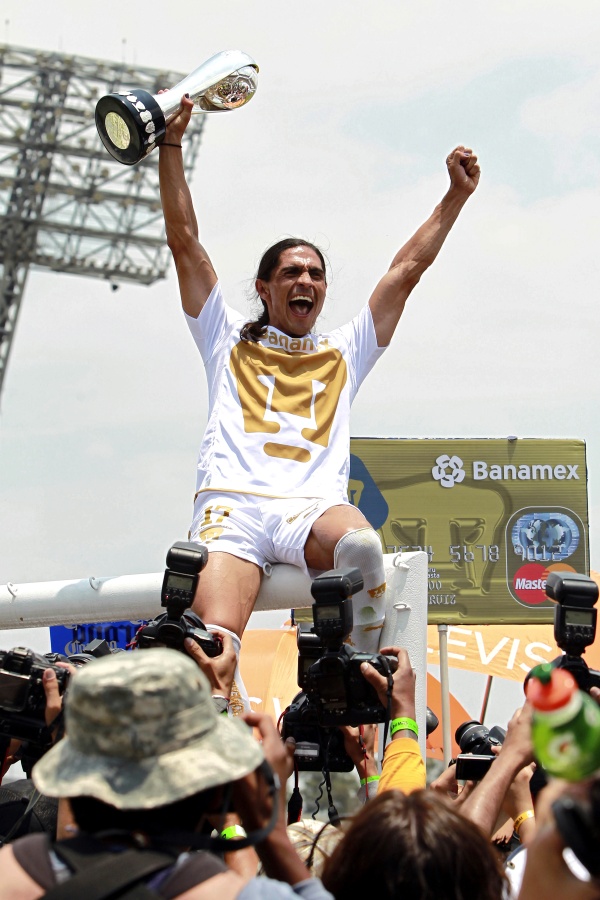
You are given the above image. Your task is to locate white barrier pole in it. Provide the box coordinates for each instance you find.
[0,553,426,630]
[0,565,314,629]
[0,552,428,751]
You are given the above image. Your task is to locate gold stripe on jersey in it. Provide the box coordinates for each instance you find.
[193,487,328,502]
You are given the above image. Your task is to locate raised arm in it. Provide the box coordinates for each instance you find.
[368,145,480,346]
[459,703,534,837]
[159,94,217,317]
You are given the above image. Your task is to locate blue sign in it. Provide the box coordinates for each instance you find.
[50,620,145,656]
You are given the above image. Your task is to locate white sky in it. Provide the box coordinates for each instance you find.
[1,0,599,717]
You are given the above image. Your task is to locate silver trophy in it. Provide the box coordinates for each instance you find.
[95,50,259,165]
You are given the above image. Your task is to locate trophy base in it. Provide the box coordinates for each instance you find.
[95,89,166,165]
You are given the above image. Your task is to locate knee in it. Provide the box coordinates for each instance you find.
[334,527,384,573]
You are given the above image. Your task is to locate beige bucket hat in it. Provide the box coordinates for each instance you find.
[33,648,263,809]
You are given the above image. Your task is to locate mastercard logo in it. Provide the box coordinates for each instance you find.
[512,562,577,606]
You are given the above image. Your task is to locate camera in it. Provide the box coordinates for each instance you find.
[545,571,600,692]
[0,638,125,777]
[134,542,222,656]
[454,720,506,781]
[46,637,123,669]
[0,647,70,748]
[455,720,506,756]
[281,567,398,772]
[298,567,397,727]
[280,691,354,772]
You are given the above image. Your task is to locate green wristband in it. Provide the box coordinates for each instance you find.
[359,775,380,786]
[390,717,418,737]
[220,824,247,840]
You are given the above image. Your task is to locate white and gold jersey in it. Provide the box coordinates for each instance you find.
[185,282,385,500]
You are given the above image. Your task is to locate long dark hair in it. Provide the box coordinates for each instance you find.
[240,238,327,342]
[321,790,507,900]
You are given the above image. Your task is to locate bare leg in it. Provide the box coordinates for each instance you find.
[304,505,371,570]
[191,551,262,715]
[191,550,262,637]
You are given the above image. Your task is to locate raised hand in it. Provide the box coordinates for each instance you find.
[446,145,480,195]
[184,631,237,698]
[157,91,194,144]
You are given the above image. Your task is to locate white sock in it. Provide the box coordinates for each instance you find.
[205,624,251,715]
[333,528,386,655]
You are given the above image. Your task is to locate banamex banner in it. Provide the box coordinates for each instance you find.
[348,438,589,624]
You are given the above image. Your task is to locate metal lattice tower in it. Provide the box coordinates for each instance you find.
[0,44,205,398]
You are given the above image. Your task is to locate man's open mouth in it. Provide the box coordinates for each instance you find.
[289,295,314,316]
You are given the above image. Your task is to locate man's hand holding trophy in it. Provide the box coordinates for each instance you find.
[95,49,258,165]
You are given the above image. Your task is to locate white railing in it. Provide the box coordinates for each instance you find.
[0,551,429,755]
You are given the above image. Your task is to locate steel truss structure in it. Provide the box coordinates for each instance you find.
[0,43,205,397]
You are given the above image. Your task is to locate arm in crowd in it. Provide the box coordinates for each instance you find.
[237,712,333,897]
[40,663,78,842]
[185,636,333,895]
[340,724,380,802]
[185,634,260,883]
[501,761,537,846]
[459,703,535,838]
[359,646,426,794]
[517,776,600,900]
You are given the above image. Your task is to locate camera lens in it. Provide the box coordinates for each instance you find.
[455,720,492,755]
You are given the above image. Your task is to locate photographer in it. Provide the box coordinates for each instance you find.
[1,658,72,779]
[0,656,75,844]
[0,649,334,900]
[358,645,426,795]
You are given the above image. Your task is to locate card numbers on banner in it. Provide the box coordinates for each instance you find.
[386,515,503,604]
[450,545,500,563]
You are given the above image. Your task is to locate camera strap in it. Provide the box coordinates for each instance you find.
[42,839,176,900]
[145,760,280,854]
[0,785,43,846]
[323,769,339,824]
[381,660,394,748]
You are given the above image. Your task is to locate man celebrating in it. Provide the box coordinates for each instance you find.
[159,95,480,704]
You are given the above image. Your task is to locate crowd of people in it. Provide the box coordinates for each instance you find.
[0,633,598,899]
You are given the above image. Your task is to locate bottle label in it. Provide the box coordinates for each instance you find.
[545,730,582,772]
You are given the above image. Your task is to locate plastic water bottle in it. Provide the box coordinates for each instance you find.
[526,662,600,781]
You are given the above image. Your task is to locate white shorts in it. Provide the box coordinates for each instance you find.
[189,491,349,575]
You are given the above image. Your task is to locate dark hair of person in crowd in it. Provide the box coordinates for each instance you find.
[240,238,328,342]
[69,789,218,839]
[320,789,508,900]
